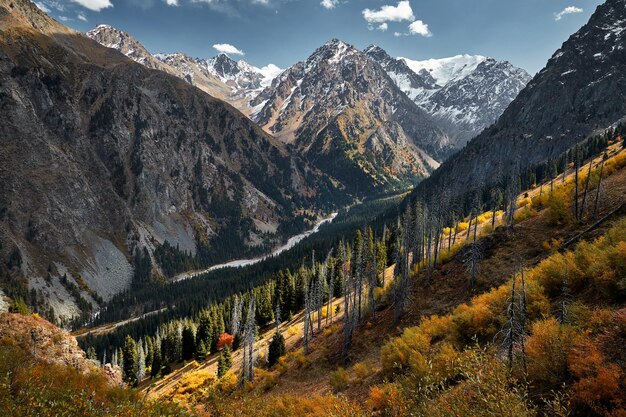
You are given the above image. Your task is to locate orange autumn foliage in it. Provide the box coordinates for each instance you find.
[217,333,234,350]
[568,340,622,411]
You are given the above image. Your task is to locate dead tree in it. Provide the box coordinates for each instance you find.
[326,253,335,326]
[341,242,355,362]
[579,157,594,219]
[368,235,377,314]
[472,195,482,242]
[303,281,315,354]
[557,268,572,325]
[242,298,257,383]
[518,267,528,374]
[505,168,520,228]
[593,153,608,218]
[574,146,580,221]
[231,295,242,339]
[504,276,518,371]
[393,231,410,323]
[464,241,483,287]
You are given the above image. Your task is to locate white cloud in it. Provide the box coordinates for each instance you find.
[165,0,179,5]
[320,0,339,9]
[378,23,388,32]
[59,15,71,21]
[44,1,67,12]
[554,6,583,21]
[69,0,113,12]
[394,31,402,37]
[77,12,88,21]
[213,43,245,55]
[408,20,432,37]
[362,1,414,23]
[34,2,51,12]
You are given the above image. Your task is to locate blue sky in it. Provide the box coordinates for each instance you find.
[35,0,603,74]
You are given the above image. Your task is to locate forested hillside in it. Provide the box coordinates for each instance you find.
[74,134,626,417]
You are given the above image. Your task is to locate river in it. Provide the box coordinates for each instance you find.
[173,212,338,282]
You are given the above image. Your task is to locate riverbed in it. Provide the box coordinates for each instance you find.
[173,212,338,282]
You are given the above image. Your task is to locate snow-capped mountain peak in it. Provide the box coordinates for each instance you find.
[399,54,487,86]
[305,39,357,71]
[86,24,158,67]
[198,54,282,97]
[368,46,531,146]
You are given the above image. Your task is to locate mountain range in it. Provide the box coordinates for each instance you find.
[87,25,530,194]
[0,0,342,319]
[4,0,624,321]
[366,47,532,145]
[417,0,626,199]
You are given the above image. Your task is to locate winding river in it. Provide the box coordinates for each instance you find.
[173,212,338,282]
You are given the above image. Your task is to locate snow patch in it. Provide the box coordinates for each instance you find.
[399,54,487,86]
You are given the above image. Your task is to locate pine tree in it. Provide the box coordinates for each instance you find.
[151,339,162,378]
[196,312,212,351]
[122,336,138,386]
[217,346,233,378]
[145,337,153,369]
[181,323,196,361]
[341,242,354,362]
[376,241,386,287]
[333,258,344,298]
[268,331,286,367]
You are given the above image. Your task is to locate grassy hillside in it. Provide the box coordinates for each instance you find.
[141,143,626,417]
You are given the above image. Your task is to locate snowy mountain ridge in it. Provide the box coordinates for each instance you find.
[366,46,531,146]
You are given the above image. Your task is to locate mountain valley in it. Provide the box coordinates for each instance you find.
[1,0,626,416]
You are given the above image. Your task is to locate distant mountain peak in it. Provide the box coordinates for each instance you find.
[251,40,449,194]
[368,45,530,146]
[363,45,392,61]
[399,54,488,86]
[86,24,159,67]
[86,24,281,105]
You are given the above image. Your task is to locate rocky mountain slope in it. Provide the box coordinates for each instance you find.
[0,0,342,320]
[417,0,626,199]
[87,25,282,109]
[251,39,450,194]
[86,25,232,100]
[0,312,109,378]
[366,46,531,146]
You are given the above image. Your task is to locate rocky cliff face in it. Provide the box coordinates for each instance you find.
[366,46,531,147]
[251,39,449,194]
[417,0,626,199]
[0,0,341,318]
[0,313,110,377]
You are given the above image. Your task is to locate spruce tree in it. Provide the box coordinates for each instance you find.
[122,336,138,386]
[217,346,233,378]
[268,331,286,367]
[151,343,162,378]
[181,323,196,361]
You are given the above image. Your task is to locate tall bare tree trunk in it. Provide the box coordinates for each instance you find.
[574,147,580,221]
[579,157,593,219]
[593,155,607,219]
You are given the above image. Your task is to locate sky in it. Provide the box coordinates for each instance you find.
[34,0,604,74]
